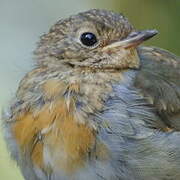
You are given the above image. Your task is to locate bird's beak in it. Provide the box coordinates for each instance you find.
[102,29,158,51]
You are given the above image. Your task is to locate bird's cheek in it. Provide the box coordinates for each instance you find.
[98,48,140,69]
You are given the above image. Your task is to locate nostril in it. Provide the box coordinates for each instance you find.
[128,31,140,38]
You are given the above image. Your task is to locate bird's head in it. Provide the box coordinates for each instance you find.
[35,9,157,70]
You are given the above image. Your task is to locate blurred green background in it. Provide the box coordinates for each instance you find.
[0,0,179,179]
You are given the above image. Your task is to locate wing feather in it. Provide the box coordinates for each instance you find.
[135,46,180,130]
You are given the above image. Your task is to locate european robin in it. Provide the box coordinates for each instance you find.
[2,9,180,180]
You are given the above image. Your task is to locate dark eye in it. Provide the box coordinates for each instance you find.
[80,32,98,47]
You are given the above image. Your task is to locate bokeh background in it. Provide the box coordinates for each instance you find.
[0,0,179,179]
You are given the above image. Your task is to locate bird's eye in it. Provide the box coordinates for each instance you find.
[80,32,98,47]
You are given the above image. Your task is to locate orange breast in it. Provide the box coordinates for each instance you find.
[12,80,96,173]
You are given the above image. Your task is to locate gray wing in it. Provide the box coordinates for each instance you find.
[135,46,180,130]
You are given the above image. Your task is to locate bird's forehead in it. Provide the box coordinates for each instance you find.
[78,9,124,23]
[50,9,133,35]
[73,9,132,30]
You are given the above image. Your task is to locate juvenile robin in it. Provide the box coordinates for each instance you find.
[2,9,180,180]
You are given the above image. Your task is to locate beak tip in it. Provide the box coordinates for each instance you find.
[148,29,158,36]
[140,29,158,42]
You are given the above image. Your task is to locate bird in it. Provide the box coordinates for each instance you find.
[2,9,180,180]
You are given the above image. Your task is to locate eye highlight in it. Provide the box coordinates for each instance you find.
[80,32,98,47]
